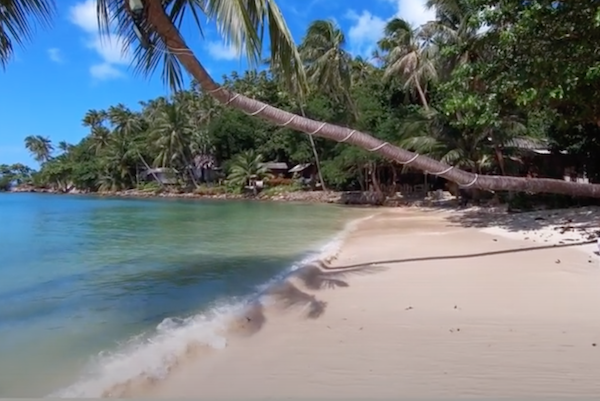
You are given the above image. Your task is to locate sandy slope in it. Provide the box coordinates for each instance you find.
[124,207,600,398]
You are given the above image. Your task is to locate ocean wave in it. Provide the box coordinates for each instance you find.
[50,214,373,398]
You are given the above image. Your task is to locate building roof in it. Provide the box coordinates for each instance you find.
[141,167,178,177]
[262,162,288,170]
[289,163,312,173]
[504,138,549,150]
[193,154,217,169]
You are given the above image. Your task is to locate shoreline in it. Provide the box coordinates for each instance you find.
[6,187,373,206]
[110,205,600,398]
[6,186,451,207]
[52,210,373,398]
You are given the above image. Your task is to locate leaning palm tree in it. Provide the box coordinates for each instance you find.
[4,0,600,198]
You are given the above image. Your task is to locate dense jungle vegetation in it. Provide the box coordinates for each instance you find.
[2,1,600,203]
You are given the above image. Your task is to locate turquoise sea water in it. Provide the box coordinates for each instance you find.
[0,193,358,397]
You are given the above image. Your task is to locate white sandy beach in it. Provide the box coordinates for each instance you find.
[116,206,600,398]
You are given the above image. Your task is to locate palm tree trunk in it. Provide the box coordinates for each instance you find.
[370,162,382,194]
[415,80,429,110]
[145,0,600,198]
[299,106,326,191]
[494,145,506,175]
[136,149,165,189]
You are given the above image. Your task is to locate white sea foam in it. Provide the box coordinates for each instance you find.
[50,214,373,398]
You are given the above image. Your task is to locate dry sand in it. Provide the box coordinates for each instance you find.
[122,206,600,398]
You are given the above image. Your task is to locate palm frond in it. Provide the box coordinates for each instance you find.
[0,0,55,68]
[95,0,306,93]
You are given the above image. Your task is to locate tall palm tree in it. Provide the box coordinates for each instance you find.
[24,135,53,163]
[299,19,355,115]
[378,18,438,110]
[82,109,108,129]
[89,126,112,155]
[57,141,71,153]
[421,0,485,78]
[4,0,600,197]
[267,18,354,191]
[103,105,147,185]
[350,57,376,86]
[149,100,199,185]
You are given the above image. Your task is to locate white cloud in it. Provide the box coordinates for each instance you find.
[47,48,64,63]
[346,10,386,57]
[346,0,436,56]
[205,41,240,61]
[90,62,123,80]
[387,0,436,27]
[87,35,131,65]
[69,0,99,32]
[69,0,131,80]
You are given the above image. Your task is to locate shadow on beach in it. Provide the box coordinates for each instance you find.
[444,206,600,237]
[319,240,597,271]
[230,263,388,337]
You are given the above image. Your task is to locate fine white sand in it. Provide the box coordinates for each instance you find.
[118,206,600,398]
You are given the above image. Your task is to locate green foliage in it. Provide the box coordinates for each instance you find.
[261,182,303,197]
[0,163,34,191]
[5,3,600,195]
[226,150,272,188]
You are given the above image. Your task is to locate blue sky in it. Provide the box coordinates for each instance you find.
[0,0,433,167]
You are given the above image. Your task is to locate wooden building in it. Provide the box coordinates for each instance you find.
[263,162,289,177]
[141,167,178,185]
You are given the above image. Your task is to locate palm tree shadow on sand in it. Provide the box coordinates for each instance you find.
[228,263,388,337]
[320,241,597,270]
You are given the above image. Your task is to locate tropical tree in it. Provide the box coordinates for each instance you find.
[149,100,198,185]
[421,0,483,76]
[10,163,33,183]
[226,150,272,190]
[58,141,71,153]
[299,19,355,115]
[378,18,438,110]
[4,0,600,198]
[82,109,107,129]
[0,0,55,68]
[24,135,54,163]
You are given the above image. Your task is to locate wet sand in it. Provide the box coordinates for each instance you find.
[122,207,600,398]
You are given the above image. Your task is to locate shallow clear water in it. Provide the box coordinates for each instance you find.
[0,193,357,396]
